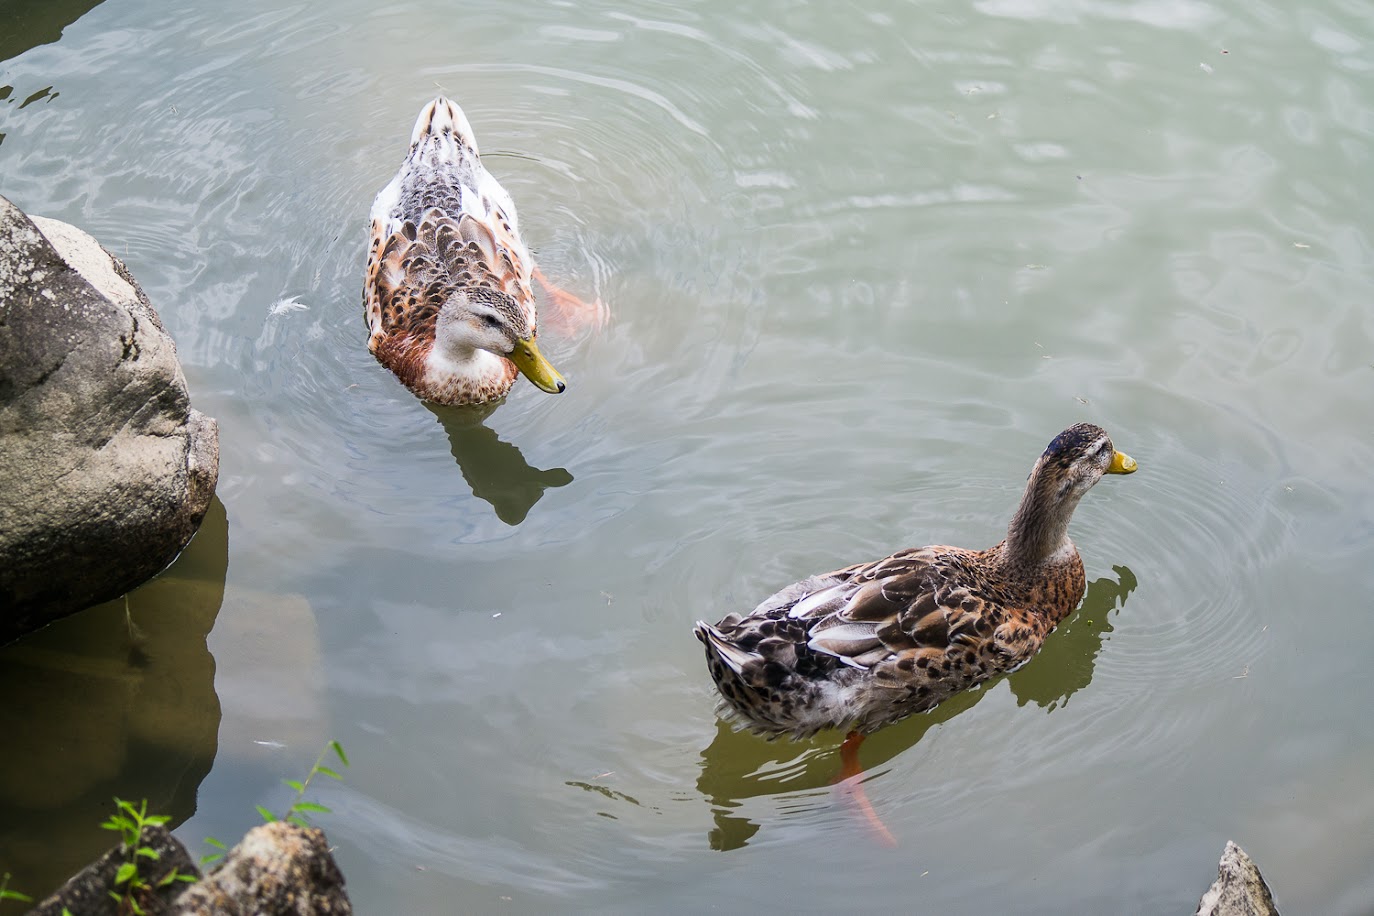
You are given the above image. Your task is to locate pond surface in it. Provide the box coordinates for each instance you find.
[3,0,1373,912]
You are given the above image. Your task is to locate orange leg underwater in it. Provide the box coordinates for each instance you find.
[835,731,897,847]
[533,265,607,334]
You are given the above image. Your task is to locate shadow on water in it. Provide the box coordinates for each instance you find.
[695,566,1138,851]
[0,0,106,152]
[0,497,228,908]
[1009,565,1138,710]
[0,0,104,64]
[427,403,573,526]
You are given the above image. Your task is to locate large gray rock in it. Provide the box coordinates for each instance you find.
[0,194,218,643]
[1195,841,1280,916]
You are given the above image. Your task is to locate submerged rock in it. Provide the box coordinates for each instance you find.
[1195,841,1280,916]
[0,194,218,643]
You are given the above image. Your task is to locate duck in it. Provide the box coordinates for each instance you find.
[695,423,1136,823]
[364,97,595,406]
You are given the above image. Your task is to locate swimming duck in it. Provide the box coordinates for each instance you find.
[695,423,1136,805]
[365,97,593,406]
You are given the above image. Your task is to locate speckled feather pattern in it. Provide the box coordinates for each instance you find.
[697,545,1084,739]
[364,98,538,405]
[696,424,1129,740]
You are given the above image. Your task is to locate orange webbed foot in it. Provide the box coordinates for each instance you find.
[533,265,606,335]
[834,731,898,847]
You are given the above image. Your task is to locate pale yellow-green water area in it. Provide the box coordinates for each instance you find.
[2,0,1372,912]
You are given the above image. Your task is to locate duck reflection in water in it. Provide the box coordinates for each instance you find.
[427,403,573,526]
[696,566,1138,851]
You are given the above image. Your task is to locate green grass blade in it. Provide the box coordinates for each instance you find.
[291,801,331,814]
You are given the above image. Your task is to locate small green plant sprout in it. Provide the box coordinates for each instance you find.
[258,741,349,829]
[0,872,32,904]
[198,835,227,868]
[99,798,195,915]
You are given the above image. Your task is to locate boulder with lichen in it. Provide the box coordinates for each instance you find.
[0,193,218,643]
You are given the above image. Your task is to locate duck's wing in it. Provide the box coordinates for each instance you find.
[801,548,1029,695]
[801,548,955,668]
[365,216,446,352]
[365,208,536,353]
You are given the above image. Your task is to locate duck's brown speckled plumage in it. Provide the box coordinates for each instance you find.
[696,423,1137,740]
[367,211,527,403]
[364,97,551,406]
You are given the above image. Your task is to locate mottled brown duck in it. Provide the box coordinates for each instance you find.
[695,423,1137,839]
[364,96,598,406]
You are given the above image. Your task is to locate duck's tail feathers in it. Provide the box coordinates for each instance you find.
[410,96,480,160]
[694,621,755,675]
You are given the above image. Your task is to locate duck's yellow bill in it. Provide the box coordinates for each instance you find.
[509,337,566,394]
[1108,450,1137,474]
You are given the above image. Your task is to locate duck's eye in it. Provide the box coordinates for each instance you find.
[481,313,502,329]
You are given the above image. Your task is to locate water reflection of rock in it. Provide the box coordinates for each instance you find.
[1,0,105,64]
[428,404,573,526]
[0,496,227,904]
[695,567,1137,850]
[1,0,107,155]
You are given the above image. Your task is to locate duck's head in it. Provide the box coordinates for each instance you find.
[1006,422,1136,564]
[436,287,566,394]
[1038,422,1137,499]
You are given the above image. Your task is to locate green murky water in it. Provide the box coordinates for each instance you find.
[3,0,1373,912]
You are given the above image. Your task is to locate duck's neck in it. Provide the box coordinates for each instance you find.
[1000,462,1083,570]
[429,338,507,383]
